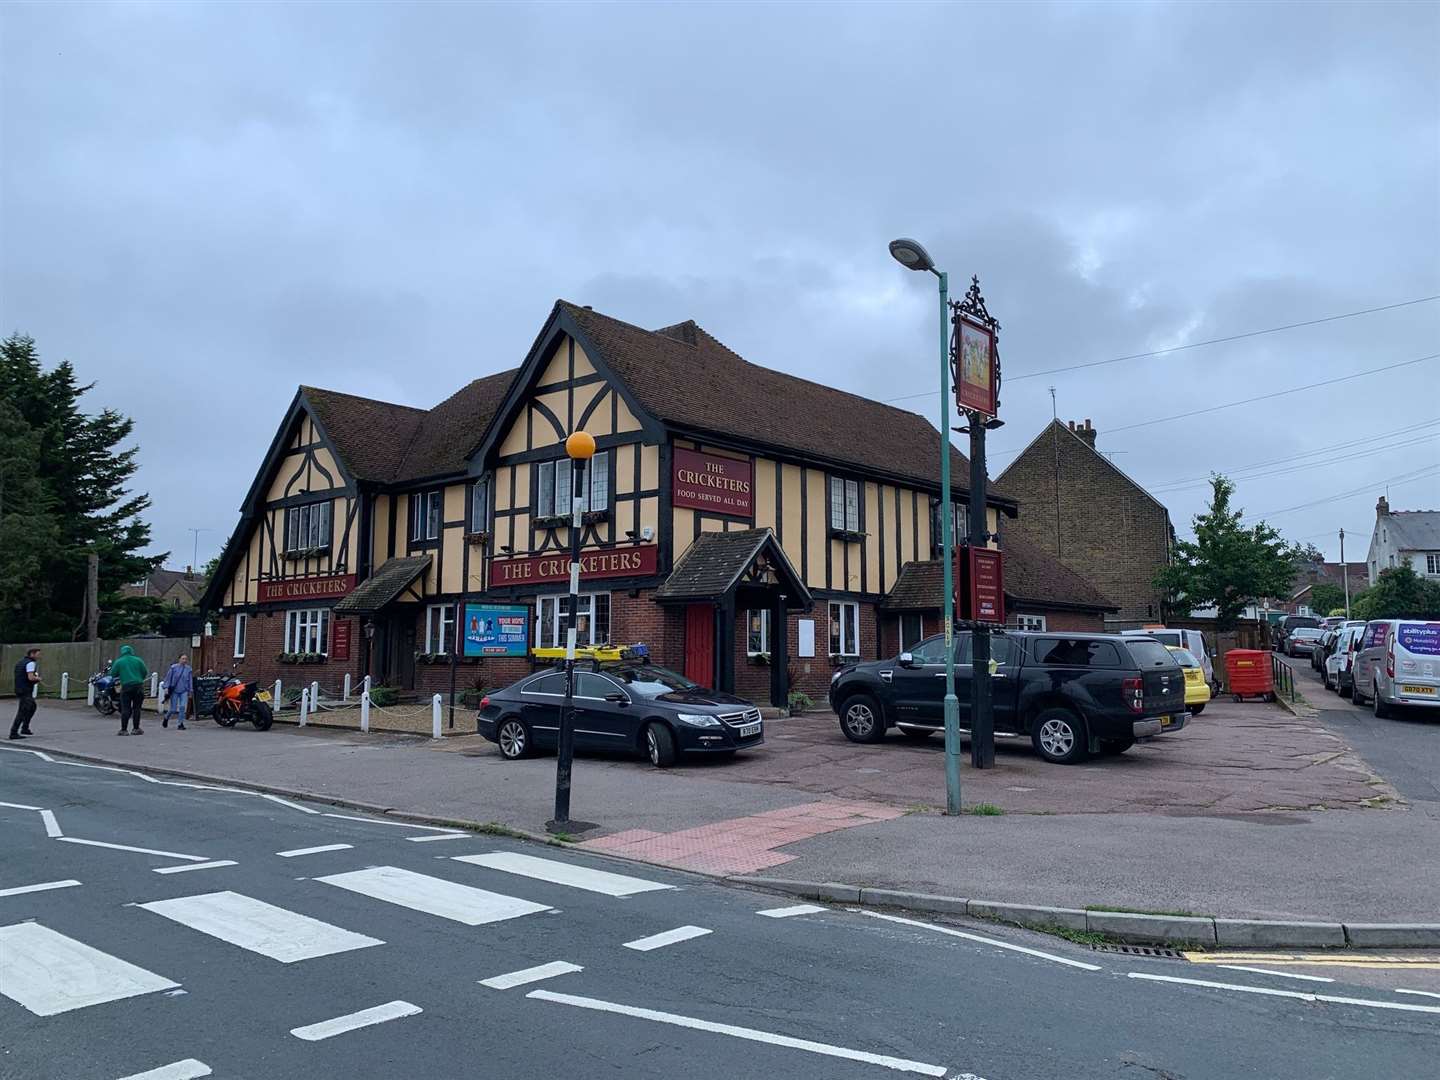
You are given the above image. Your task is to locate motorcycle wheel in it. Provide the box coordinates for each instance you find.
[213,706,237,728]
[95,698,116,716]
[250,701,274,731]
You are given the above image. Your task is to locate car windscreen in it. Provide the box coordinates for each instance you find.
[1125,639,1181,669]
[605,664,700,697]
[1292,628,1323,641]
[1284,617,1321,630]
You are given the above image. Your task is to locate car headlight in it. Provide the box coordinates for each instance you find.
[677,712,722,727]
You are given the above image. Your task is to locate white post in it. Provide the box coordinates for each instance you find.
[431,693,442,740]
[342,673,351,702]
[360,690,371,733]
[87,678,95,706]
[362,675,371,698]
[149,672,159,699]
[60,673,69,701]
[310,680,319,709]
[275,678,283,710]
[299,688,309,727]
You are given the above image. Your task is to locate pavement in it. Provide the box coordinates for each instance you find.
[3,751,1439,1080]
[4,690,1438,924]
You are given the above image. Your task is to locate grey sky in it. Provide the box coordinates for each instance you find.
[3,1,1437,573]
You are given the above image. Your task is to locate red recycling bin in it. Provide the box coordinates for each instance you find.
[1225,649,1274,702]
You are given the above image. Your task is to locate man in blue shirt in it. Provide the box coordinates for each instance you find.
[162,654,194,730]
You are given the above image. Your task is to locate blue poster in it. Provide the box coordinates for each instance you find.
[463,604,530,657]
[1397,623,1440,657]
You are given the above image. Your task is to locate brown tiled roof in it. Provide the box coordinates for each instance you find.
[334,556,431,615]
[561,302,1006,499]
[395,371,516,481]
[654,528,810,604]
[884,530,1116,612]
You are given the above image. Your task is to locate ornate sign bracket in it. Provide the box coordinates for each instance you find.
[949,275,1002,417]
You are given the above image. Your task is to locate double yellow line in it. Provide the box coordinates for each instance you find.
[1184,951,1440,970]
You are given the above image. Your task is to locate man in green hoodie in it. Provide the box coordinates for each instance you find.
[109,645,149,736]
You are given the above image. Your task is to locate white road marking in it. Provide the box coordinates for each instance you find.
[152,861,238,875]
[1217,964,1334,984]
[117,1059,212,1080]
[0,922,178,1016]
[624,925,713,952]
[277,844,354,858]
[40,810,62,837]
[757,904,826,919]
[453,851,674,896]
[289,1000,422,1041]
[317,865,550,925]
[257,794,320,815]
[1126,971,1440,1014]
[406,832,468,843]
[0,879,81,898]
[139,891,383,962]
[859,909,1102,972]
[56,837,209,861]
[528,990,954,1077]
[1395,988,1440,1000]
[0,800,42,811]
[322,812,457,835]
[480,960,583,990]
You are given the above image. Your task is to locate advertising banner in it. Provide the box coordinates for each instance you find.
[463,604,530,657]
[1397,623,1440,656]
[672,448,753,518]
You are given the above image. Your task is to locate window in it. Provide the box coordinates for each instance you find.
[536,452,610,518]
[909,635,948,664]
[829,600,860,656]
[535,592,611,648]
[829,476,860,533]
[930,502,969,556]
[577,673,618,700]
[524,672,568,696]
[1009,614,1046,632]
[746,609,770,655]
[1427,553,1440,576]
[409,490,442,542]
[284,501,332,553]
[1031,637,1121,667]
[470,480,489,533]
[899,613,926,651]
[233,613,247,659]
[425,604,456,654]
[284,608,330,655]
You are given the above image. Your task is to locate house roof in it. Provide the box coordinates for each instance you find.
[1384,510,1440,552]
[884,530,1117,613]
[126,568,206,605]
[996,418,1167,517]
[333,556,432,615]
[653,528,811,606]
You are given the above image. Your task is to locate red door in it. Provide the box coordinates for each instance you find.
[685,604,715,687]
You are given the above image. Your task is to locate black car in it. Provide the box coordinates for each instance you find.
[476,661,764,767]
[827,630,1188,764]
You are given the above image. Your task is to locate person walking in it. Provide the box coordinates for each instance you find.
[9,648,41,740]
[162,654,193,730]
[109,645,149,736]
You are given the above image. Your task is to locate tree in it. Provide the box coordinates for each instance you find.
[1307,582,1347,616]
[0,399,61,641]
[1154,475,1299,629]
[1352,566,1440,621]
[0,333,165,641]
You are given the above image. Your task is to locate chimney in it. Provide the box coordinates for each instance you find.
[1069,418,1097,448]
[1376,495,1389,516]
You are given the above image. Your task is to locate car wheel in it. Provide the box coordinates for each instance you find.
[645,722,677,767]
[1188,703,1205,716]
[838,695,886,744]
[901,727,934,742]
[1373,685,1391,719]
[1098,738,1134,756]
[1353,682,1369,707]
[1031,708,1088,764]
[497,717,531,760]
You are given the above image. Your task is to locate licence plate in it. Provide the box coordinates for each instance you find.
[1401,685,1435,696]
[738,722,762,738]
[256,691,272,702]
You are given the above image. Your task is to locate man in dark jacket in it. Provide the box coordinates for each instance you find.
[10,648,41,740]
[109,645,149,735]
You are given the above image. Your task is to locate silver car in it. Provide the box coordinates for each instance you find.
[1369,620,1440,717]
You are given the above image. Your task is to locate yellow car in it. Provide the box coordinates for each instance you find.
[1167,645,1211,715]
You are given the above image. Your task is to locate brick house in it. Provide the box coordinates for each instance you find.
[122,568,206,609]
[877,528,1117,656]
[200,299,1026,706]
[995,418,1172,625]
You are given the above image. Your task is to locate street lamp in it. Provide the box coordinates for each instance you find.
[889,237,962,815]
[549,429,596,832]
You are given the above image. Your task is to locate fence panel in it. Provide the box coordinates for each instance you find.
[1,637,193,698]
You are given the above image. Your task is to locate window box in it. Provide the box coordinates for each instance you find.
[283,545,331,560]
[827,528,866,543]
[747,652,771,667]
[413,651,459,665]
[276,652,327,665]
[465,530,491,547]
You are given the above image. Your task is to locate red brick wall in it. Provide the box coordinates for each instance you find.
[202,610,364,700]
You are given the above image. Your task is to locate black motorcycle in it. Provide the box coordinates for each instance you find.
[89,670,121,716]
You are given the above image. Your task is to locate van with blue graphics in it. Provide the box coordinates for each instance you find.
[1366,620,1440,717]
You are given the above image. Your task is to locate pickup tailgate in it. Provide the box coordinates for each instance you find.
[1125,640,1187,715]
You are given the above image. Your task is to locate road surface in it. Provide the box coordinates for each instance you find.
[1,744,1436,1079]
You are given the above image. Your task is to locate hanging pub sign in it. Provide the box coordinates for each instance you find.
[955,545,1005,625]
[954,312,998,417]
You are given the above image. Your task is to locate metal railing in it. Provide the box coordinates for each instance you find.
[1271,653,1298,704]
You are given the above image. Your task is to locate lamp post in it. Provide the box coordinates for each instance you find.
[1339,528,1350,619]
[889,238,961,814]
[549,429,595,832]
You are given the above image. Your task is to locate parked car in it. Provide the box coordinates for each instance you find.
[829,631,1188,765]
[476,660,763,767]
[1350,620,1394,707]
[1311,629,1337,672]
[1323,624,1366,696]
[1274,614,1321,652]
[1121,627,1219,694]
[1165,646,1212,715]
[1284,627,1324,657]
[1319,616,1347,631]
[1368,620,1440,718]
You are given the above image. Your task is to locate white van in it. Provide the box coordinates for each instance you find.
[1121,628,1217,694]
[1370,620,1440,717]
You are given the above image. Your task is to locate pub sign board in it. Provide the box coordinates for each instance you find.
[955,546,1005,625]
[331,619,352,661]
[464,604,529,657]
[672,448,753,518]
[257,574,356,604]
[491,544,659,587]
[955,313,998,417]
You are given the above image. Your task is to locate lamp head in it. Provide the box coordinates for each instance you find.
[888,238,935,273]
[566,430,597,461]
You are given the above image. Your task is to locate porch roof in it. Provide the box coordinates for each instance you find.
[653,528,811,607]
[333,556,431,615]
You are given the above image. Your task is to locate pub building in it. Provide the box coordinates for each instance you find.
[201,299,1049,707]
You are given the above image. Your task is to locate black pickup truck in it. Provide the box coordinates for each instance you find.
[828,630,1188,764]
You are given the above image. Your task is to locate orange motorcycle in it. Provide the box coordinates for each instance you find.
[213,677,274,730]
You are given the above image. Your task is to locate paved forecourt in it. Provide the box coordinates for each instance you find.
[2,748,1438,1080]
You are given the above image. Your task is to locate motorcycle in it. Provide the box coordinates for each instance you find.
[212,677,274,731]
[89,670,121,716]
